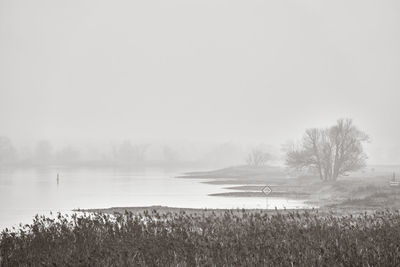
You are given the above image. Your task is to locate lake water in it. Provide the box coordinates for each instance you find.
[0,167,310,229]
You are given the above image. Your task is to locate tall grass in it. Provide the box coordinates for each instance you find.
[1,209,400,266]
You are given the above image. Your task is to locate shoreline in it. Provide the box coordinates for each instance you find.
[75,204,386,217]
[178,165,400,211]
[75,205,326,216]
[74,165,400,216]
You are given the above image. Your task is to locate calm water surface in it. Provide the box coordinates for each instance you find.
[0,167,310,228]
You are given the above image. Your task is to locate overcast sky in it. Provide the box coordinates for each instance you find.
[0,0,399,164]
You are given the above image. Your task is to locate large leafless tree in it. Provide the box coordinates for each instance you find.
[286,119,369,181]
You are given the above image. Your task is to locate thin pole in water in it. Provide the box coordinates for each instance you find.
[262,185,272,210]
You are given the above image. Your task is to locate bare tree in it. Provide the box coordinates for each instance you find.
[286,119,369,181]
[56,146,80,164]
[117,141,149,163]
[163,146,178,162]
[0,136,17,164]
[246,148,271,167]
[34,140,53,164]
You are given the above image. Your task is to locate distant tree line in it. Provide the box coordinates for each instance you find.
[112,141,149,163]
[0,118,369,177]
[0,138,150,166]
[0,138,243,167]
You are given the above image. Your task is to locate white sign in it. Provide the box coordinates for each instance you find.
[262,185,272,196]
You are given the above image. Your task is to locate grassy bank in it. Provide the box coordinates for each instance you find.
[181,165,400,210]
[1,209,400,266]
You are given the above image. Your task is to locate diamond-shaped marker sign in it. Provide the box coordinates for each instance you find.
[262,185,272,196]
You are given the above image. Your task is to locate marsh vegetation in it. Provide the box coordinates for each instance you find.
[1,210,400,266]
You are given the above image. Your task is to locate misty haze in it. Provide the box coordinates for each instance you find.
[1,0,400,266]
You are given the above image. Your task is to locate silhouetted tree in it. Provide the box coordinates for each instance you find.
[0,136,17,164]
[117,141,149,163]
[56,146,80,164]
[286,119,369,181]
[163,146,178,162]
[34,140,53,164]
[246,148,271,167]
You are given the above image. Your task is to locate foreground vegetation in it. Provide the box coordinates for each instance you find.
[1,209,400,266]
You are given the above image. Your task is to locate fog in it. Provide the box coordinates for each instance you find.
[1,0,400,164]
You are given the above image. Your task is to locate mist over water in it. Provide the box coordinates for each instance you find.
[0,0,400,230]
[0,167,310,229]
